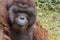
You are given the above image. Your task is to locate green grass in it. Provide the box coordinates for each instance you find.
[36,7,60,40]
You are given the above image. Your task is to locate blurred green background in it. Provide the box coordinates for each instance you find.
[35,0,60,40]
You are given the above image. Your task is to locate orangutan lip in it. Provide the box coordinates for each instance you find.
[16,23,23,27]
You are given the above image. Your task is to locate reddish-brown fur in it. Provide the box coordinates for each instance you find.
[33,21,48,40]
[0,0,48,40]
[0,4,11,40]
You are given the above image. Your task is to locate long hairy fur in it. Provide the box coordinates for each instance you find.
[0,0,48,40]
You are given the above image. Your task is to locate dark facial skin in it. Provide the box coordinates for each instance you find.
[8,5,36,27]
[15,13,29,27]
[9,12,33,40]
[13,13,29,32]
[8,3,36,40]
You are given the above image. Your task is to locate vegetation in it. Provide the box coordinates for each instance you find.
[35,0,60,40]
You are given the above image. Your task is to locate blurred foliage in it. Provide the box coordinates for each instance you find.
[35,0,60,12]
[35,0,60,40]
